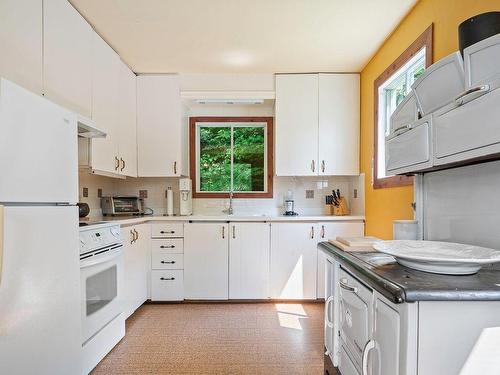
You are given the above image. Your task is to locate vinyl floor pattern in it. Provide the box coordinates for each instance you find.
[92,302,329,375]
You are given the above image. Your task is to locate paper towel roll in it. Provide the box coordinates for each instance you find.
[167,187,174,216]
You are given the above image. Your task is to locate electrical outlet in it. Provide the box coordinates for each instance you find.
[97,188,103,198]
[306,190,314,199]
[82,187,88,198]
[139,190,148,199]
[353,189,358,199]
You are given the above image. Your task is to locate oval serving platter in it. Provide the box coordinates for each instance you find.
[373,240,500,275]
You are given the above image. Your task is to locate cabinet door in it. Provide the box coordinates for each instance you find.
[318,74,360,176]
[229,223,270,299]
[43,0,92,117]
[371,296,400,375]
[270,223,318,299]
[117,60,137,177]
[137,75,182,177]
[275,74,319,176]
[122,224,150,318]
[184,223,229,299]
[317,222,365,298]
[91,32,120,174]
[0,0,42,95]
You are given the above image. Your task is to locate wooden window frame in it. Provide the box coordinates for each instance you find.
[189,116,274,198]
[373,24,433,189]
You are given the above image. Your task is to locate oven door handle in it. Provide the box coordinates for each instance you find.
[80,246,123,269]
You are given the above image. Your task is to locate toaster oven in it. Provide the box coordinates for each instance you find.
[101,196,145,216]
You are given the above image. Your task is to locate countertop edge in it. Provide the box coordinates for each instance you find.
[81,215,366,227]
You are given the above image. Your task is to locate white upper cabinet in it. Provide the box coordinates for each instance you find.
[90,32,121,174]
[137,75,182,177]
[0,0,42,95]
[117,60,137,177]
[43,0,92,118]
[318,74,360,175]
[275,74,319,176]
[275,73,360,176]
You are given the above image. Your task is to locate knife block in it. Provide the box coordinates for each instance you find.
[330,197,350,216]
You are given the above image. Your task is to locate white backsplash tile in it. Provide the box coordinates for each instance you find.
[78,171,365,218]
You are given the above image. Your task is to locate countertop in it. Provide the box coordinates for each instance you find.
[318,241,500,304]
[80,214,365,226]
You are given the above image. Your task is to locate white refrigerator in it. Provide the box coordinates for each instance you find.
[0,79,82,374]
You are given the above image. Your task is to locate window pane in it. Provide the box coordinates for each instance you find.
[233,126,265,192]
[199,126,231,192]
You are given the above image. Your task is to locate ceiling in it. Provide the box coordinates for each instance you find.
[70,0,418,74]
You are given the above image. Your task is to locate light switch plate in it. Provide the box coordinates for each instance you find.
[139,190,148,199]
[82,187,88,198]
[97,188,103,198]
[306,190,314,199]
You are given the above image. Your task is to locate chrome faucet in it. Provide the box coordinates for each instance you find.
[223,190,234,215]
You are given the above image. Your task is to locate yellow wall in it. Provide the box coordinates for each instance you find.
[360,0,500,239]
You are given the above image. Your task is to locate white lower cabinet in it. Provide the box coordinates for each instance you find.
[270,223,318,299]
[151,270,184,301]
[229,223,270,299]
[122,224,150,319]
[150,223,184,301]
[184,223,229,300]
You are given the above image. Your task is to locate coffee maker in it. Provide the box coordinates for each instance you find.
[179,178,193,216]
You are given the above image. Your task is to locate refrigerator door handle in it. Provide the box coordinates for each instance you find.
[0,205,4,286]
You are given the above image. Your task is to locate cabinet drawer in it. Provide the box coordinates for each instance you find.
[151,270,183,301]
[151,223,183,238]
[434,86,500,165]
[152,252,183,270]
[151,238,183,253]
[339,268,372,366]
[386,117,431,174]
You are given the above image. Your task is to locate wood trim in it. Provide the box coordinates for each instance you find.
[373,24,433,190]
[189,117,274,198]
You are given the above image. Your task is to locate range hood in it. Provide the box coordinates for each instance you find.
[77,115,106,138]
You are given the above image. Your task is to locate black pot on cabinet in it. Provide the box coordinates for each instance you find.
[459,12,500,56]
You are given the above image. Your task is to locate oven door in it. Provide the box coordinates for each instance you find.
[80,247,124,344]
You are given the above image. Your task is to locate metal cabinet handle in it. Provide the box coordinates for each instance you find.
[321,225,325,239]
[455,84,490,106]
[174,161,177,175]
[115,156,120,171]
[339,277,358,293]
[321,160,325,173]
[393,124,412,136]
[232,225,236,239]
[160,245,175,249]
[120,158,125,171]
[222,226,225,239]
[311,160,315,173]
[133,229,139,241]
[325,295,334,329]
[362,339,376,375]
[160,230,175,234]
[310,226,315,239]
[161,261,176,264]
[0,205,4,286]
[130,229,135,244]
[160,277,175,281]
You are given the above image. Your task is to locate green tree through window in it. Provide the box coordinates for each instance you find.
[198,124,266,192]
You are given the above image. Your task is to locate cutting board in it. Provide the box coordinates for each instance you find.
[328,239,376,253]
[336,236,381,247]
